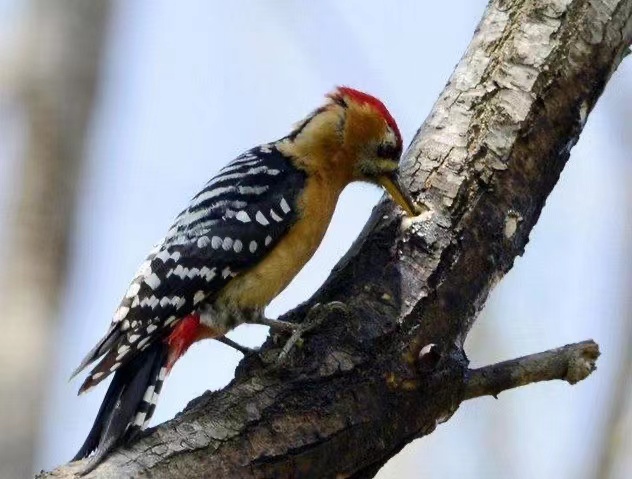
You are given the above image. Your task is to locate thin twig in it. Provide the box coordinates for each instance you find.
[464,340,600,401]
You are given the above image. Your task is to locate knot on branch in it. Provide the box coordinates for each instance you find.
[565,340,599,385]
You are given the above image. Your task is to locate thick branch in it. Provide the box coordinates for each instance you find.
[464,340,600,400]
[42,0,632,478]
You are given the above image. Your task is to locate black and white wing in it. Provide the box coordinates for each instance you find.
[73,143,306,391]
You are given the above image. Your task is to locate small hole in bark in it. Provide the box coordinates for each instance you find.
[418,343,441,371]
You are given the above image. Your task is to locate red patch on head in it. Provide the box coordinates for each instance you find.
[329,86,402,149]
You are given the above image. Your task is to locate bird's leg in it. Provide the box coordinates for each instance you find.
[255,316,299,334]
[247,302,349,363]
[215,336,259,356]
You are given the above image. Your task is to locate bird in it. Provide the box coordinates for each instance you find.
[70,86,420,473]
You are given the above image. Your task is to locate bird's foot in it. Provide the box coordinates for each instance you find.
[247,302,349,364]
[255,316,298,334]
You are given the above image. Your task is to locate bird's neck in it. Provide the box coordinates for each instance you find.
[279,107,356,191]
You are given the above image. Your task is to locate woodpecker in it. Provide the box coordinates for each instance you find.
[70,86,420,473]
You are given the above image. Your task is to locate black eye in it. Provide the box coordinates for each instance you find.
[377,143,399,159]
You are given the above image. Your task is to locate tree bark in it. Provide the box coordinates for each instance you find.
[40,0,632,477]
[0,2,109,478]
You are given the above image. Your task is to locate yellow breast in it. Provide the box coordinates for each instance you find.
[215,172,341,310]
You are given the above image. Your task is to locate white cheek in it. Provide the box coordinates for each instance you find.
[385,128,397,145]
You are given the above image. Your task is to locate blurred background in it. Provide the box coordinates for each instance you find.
[0,1,630,478]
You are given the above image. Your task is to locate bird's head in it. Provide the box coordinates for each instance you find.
[285,86,420,216]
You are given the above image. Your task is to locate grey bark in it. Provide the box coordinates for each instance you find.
[0,2,109,478]
[40,0,632,477]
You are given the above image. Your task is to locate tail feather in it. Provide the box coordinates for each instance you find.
[73,341,169,475]
[70,326,121,381]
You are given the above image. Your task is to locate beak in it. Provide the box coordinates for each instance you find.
[377,173,422,216]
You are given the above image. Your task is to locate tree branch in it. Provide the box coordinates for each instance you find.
[40,0,632,477]
[464,340,600,401]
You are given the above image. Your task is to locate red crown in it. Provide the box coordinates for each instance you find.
[329,86,402,149]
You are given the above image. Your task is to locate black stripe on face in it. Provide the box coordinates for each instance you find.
[286,106,328,141]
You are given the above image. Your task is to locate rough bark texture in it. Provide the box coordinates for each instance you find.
[41,0,632,477]
[0,2,109,478]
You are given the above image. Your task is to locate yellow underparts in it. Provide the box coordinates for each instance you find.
[215,170,343,312]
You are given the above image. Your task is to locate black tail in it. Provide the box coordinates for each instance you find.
[73,341,169,475]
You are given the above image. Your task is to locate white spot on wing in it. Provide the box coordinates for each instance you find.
[280,197,291,213]
[114,307,129,322]
[239,185,269,195]
[126,283,141,298]
[269,209,282,222]
[222,237,233,251]
[92,372,104,380]
[133,411,147,427]
[265,235,272,246]
[165,316,177,326]
[200,266,216,281]
[197,236,211,248]
[211,236,222,249]
[158,367,167,381]
[222,267,232,279]
[190,185,235,207]
[212,165,278,184]
[137,260,152,277]
[138,336,151,349]
[175,208,213,230]
[128,334,140,343]
[146,324,158,334]
[249,241,257,253]
[155,250,169,262]
[186,267,200,279]
[159,297,171,308]
[220,159,260,174]
[155,249,181,263]
[256,211,269,225]
[145,273,161,290]
[193,291,205,305]
[233,239,243,253]
[116,350,129,361]
[143,385,155,403]
[169,265,185,279]
[140,295,160,309]
[236,211,251,223]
